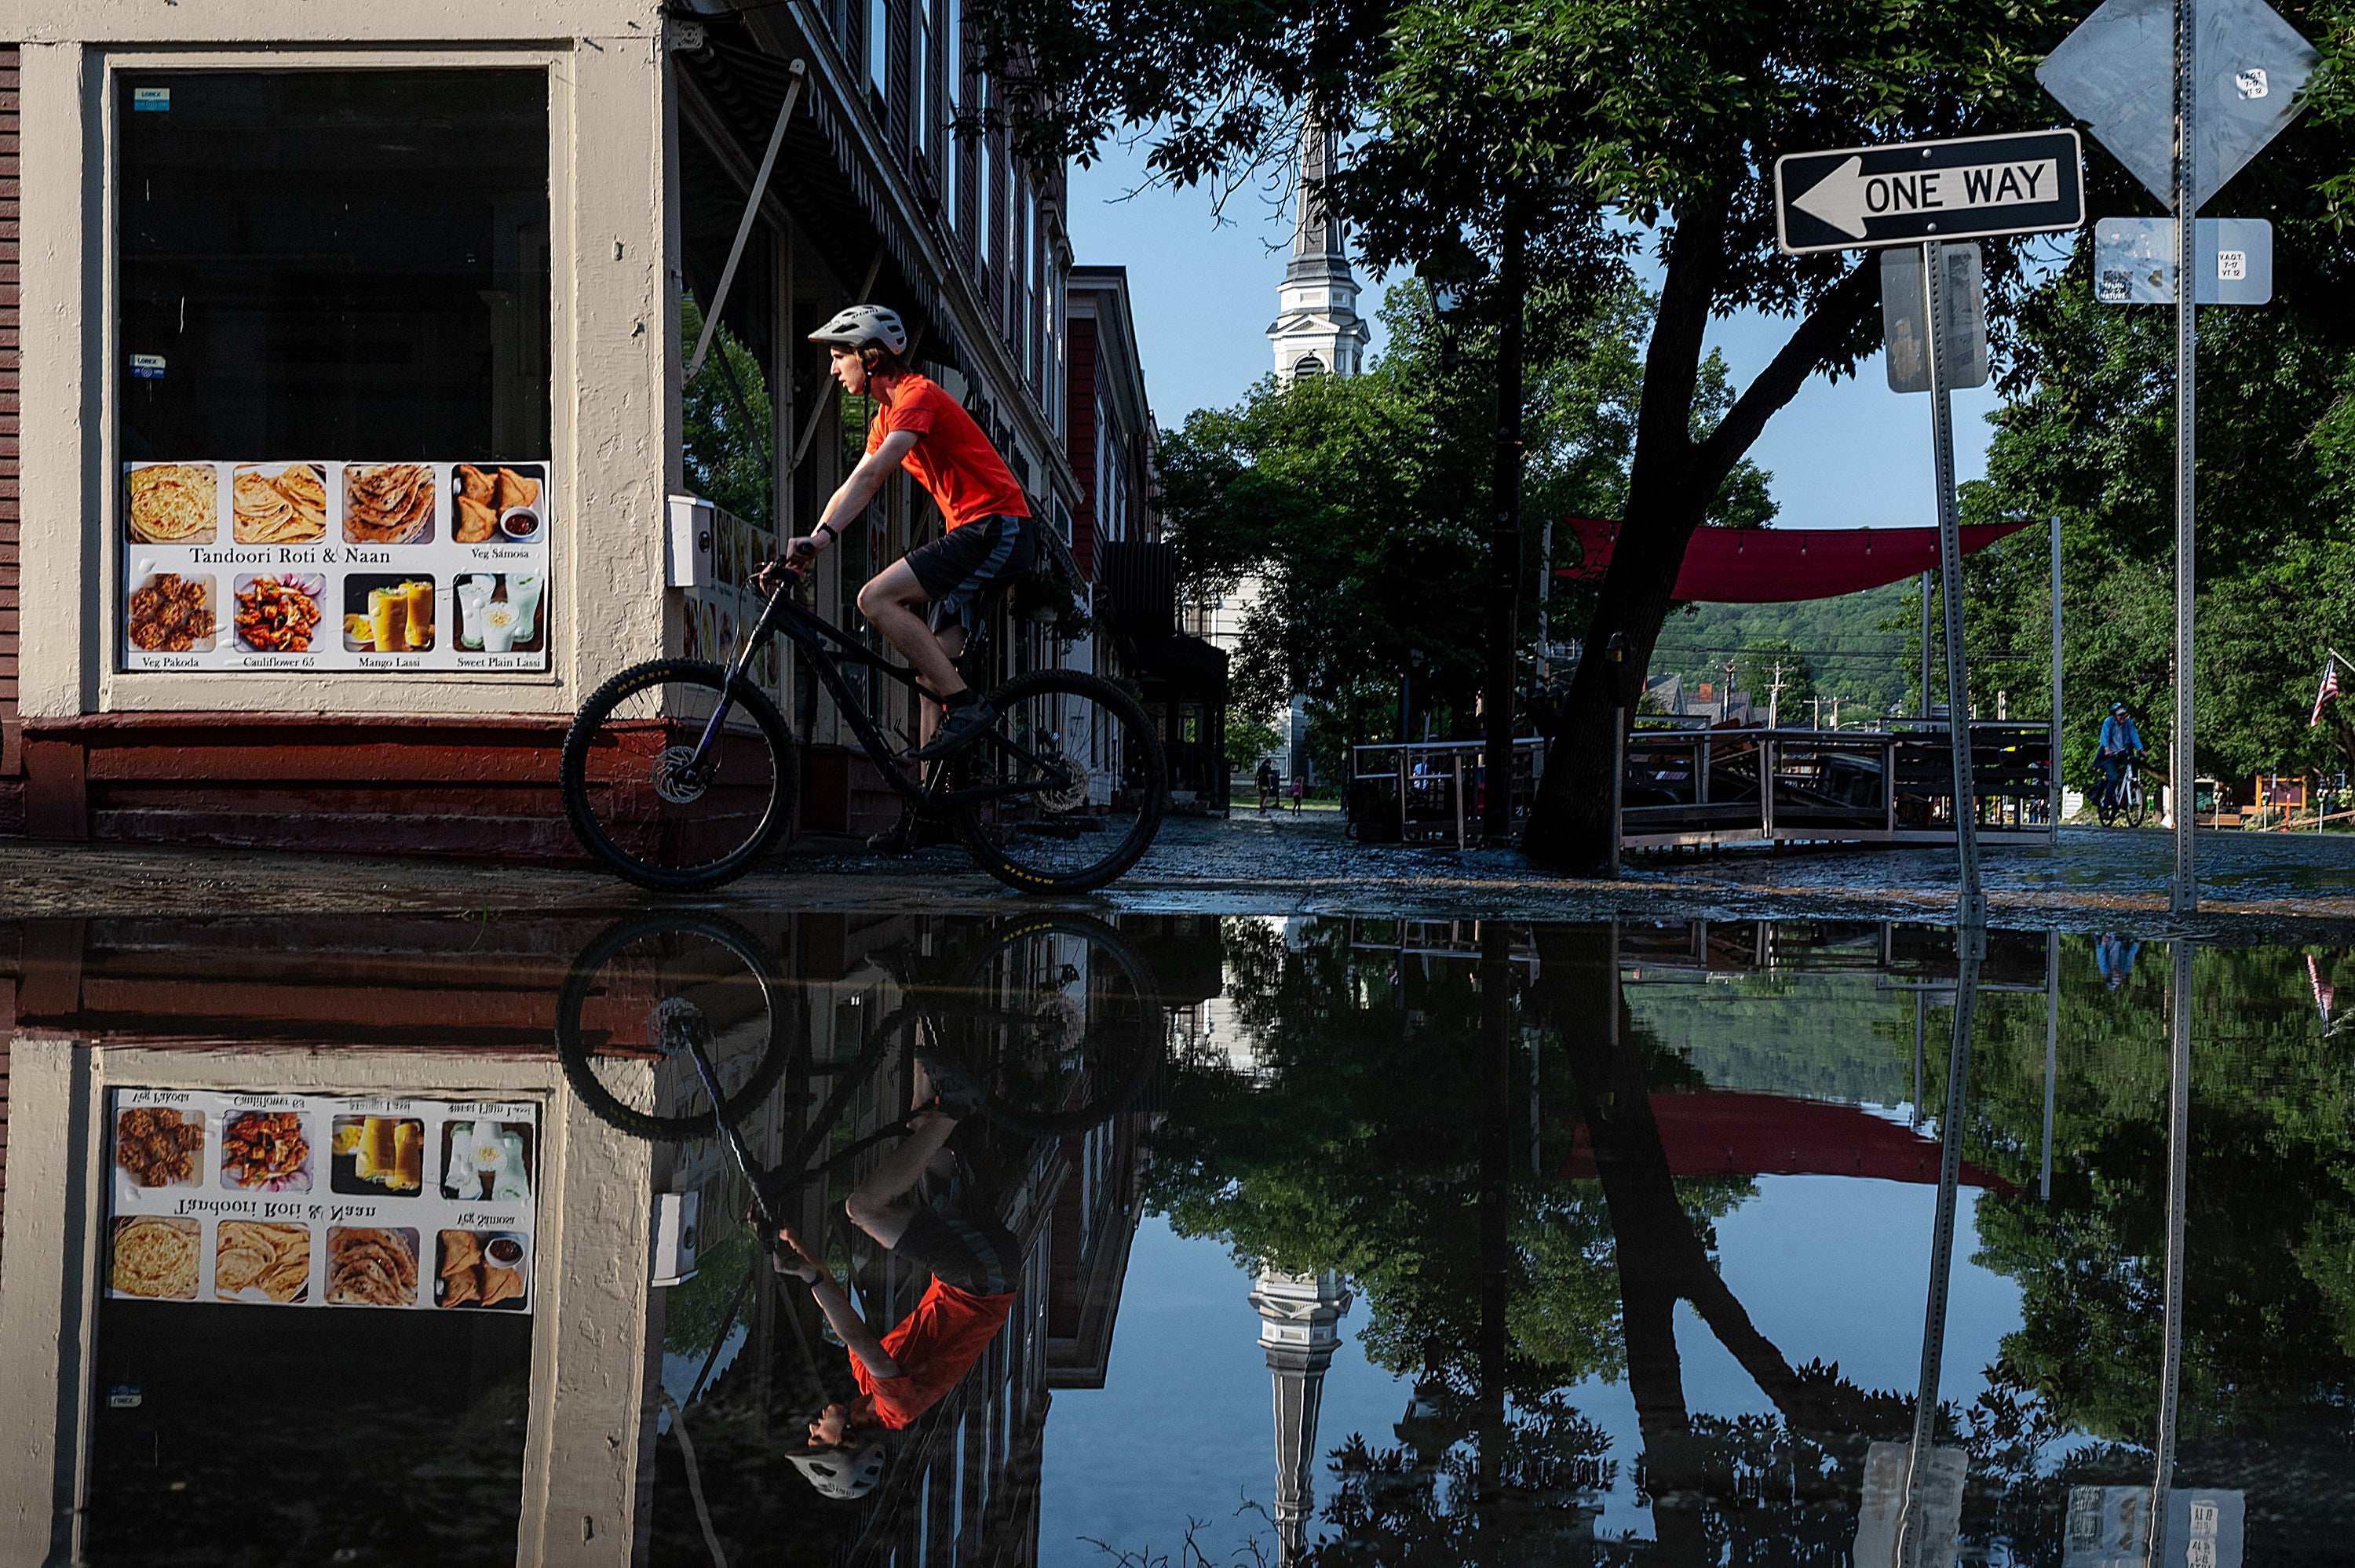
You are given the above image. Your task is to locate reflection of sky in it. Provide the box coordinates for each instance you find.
[1040,1177,2029,1559]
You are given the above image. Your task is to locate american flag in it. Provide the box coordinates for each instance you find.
[2313,659,2342,727]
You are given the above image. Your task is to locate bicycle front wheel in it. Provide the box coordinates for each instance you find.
[554,913,802,1141]
[945,914,1163,1137]
[2127,773,2149,828]
[561,659,798,890]
[951,669,1167,895]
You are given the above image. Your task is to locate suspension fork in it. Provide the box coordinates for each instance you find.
[685,589,792,773]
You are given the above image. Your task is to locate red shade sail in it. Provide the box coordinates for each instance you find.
[1556,516,2032,603]
[1558,1090,2011,1189]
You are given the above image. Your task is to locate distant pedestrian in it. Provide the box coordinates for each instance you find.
[1255,760,1276,812]
[1290,776,1305,812]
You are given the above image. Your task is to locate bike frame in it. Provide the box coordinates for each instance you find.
[681,584,1073,814]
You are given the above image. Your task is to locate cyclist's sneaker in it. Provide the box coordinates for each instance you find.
[916,1055,988,1120]
[908,696,996,762]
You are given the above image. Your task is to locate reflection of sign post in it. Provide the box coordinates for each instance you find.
[2063,1486,2244,1567]
[1854,1441,1967,1567]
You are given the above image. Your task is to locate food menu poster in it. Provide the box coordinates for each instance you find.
[121,460,551,673]
[106,1089,540,1315]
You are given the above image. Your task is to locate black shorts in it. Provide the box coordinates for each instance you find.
[890,1197,1020,1296]
[905,513,1036,633]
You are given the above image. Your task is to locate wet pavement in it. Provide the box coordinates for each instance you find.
[3,908,2353,1565]
[9,816,2355,939]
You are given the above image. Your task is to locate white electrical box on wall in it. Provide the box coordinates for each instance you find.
[666,494,715,589]
[652,1191,700,1287]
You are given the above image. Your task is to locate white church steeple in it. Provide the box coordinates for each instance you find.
[1250,1266,1353,1564]
[1268,113,1369,381]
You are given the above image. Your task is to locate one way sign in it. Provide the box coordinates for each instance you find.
[1775,129,2085,254]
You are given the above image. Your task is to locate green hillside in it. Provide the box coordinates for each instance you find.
[1652,582,1919,721]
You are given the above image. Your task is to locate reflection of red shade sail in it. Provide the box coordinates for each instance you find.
[1559,1089,2013,1190]
[1555,517,2031,603]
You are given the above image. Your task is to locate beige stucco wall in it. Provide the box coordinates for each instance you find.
[10,2,684,720]
[0,1037,660,1566]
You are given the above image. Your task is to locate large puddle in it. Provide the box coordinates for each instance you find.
[2,913,2349,1564]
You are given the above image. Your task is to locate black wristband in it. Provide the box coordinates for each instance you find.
[816,521,841,542]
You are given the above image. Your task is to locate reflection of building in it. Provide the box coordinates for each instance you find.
[1250,1266,1353,1566]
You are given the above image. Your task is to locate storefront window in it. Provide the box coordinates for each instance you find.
[116,70,553,674]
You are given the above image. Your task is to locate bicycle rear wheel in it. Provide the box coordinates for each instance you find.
[951,669,1167,895]
[561,659,797,890]
[937,915,1163,1137]
[555,913,801,1140]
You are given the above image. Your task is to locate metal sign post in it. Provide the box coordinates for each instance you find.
[2171,0,2200,909]
[1924,241,1986,929]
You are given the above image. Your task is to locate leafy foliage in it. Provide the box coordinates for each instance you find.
[681,295,775,531]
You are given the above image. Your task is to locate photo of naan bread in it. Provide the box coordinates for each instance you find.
[112,1216,201,1300]
[214,1221,312,1304]
[232,462,328,544]
[326,1225,418,1307]
[126,463,218,544]
[342,463,435,545]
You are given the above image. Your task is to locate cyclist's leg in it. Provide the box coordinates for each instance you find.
[843,1105,959,1248]
[856,558,965,701]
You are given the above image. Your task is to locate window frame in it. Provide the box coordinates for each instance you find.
[87,48,575,713]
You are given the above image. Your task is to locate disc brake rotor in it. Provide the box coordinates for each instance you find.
[1036,745,1090,813]
[652,745,710,805]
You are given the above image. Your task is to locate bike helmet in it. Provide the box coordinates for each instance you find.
[789,1440,886,1500]
[809,304,908,356]
[2111,702,2127,714]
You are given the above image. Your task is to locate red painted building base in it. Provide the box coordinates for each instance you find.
[0,714,895,861]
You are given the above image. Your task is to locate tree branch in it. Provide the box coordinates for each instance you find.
[1694,260,1879,489]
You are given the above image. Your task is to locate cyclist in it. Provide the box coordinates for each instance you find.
[758,304,1037,841]
[769,1059,1019,1501]
[2096,702,2142,815]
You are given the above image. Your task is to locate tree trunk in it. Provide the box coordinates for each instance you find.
[1521,246,1880,871]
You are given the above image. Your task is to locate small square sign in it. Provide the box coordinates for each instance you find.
[2218,250,2248,280]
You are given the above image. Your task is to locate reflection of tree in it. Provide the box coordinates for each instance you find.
[1157,921,1935,1563]
[1944,944,2355,1444]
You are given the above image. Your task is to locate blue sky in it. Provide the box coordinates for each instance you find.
[1063,142,2008,531]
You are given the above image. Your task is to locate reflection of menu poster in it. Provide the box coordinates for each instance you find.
[121,460,551,673]
[105,1089,539,1314]
[681,500,783,707]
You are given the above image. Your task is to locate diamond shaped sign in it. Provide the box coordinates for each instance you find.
[2036,0,2319,210]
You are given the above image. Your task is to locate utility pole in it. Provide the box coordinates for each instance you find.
[1481,184,1528,848]
[1767,661,1788,731]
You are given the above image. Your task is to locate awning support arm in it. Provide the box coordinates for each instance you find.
[687,57,807,383]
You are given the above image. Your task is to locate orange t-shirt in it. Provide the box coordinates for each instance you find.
[848,1278,1017,1429]
[866,374,1031,530]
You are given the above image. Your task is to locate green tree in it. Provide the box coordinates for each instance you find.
[681,295,774,531]
[1161,279,1769,749]
[1225,712,1284,772]
[1950,252,2355,793]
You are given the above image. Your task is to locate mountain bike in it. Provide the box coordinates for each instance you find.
[553,910,1163,1147]
[559,576,1167,895]
[2097,753,2147,828]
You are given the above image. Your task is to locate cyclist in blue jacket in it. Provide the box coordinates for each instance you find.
[2097,702,2142,812]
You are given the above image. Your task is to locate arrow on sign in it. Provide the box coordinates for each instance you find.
[1793,155,2065,239]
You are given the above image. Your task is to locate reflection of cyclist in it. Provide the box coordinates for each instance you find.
[2097,702,2143,811]
[2096,932,2141,990]
[771,1059,1019,1501]
[758,304,1036,779]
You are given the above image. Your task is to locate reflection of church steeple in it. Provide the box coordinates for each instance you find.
[1267,112,1370,382]
[1250,1266,1353,1565]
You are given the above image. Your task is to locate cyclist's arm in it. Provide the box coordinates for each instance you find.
[772,1223,900,1377]
[784,429,919,567]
